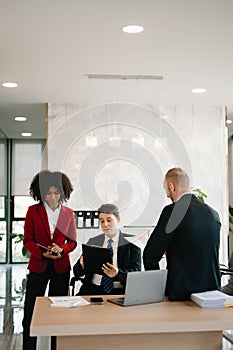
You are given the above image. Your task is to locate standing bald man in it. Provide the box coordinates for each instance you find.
[143,167,221,301]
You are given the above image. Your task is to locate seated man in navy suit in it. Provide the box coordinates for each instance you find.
[73,203,141,295]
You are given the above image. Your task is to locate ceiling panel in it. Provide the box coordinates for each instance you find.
[0,0,233,138]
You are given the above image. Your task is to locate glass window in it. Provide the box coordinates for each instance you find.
[12,140,45,195]
[0,221,6,262]
[0,267,6,306]
[11,265,28,307]
[10,140,45,263]
[0,309,3,333]
[11,221,29,263]
[0,140,7,196]
[0,197,5,218]
[14,196,36,218]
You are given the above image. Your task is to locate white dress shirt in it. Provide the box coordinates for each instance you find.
[92,232,120,287]
[44,202,61,239]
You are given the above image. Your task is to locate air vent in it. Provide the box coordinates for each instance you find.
[86,74,163,80]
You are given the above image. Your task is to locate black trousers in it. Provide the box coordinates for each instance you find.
[22,261,70,350]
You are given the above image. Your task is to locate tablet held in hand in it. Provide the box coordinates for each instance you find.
[36,243,59,256]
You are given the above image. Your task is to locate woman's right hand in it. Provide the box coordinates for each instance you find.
[43,251,62,260]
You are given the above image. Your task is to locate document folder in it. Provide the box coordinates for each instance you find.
[82,243,113,275]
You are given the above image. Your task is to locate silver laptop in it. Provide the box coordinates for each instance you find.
[107,270,167,306]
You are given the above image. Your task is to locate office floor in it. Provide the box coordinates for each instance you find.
[0,264,233,350]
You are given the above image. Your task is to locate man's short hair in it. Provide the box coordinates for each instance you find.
[97,203,120,218]
[165,167,190,189]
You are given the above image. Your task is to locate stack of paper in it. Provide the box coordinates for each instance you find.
[191,290,233,308]
[49,296,90,308]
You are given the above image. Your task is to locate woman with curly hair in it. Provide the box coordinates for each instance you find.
[22,170,77,350]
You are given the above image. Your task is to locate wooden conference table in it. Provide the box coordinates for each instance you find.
[30,295,233,350]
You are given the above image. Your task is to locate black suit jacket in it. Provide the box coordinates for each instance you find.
[73,231,141,289]
[143,194,221,301]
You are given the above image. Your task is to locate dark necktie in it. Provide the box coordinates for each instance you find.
[101,239,114,294]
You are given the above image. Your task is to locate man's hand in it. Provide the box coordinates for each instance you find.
[80,255,84,269]
[102,262,118,278]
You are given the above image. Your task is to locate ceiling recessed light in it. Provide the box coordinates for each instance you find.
[191,88,206,94]
[21,132,32,137]
[132,133,145,146]
[14,116,27,122]
[85,135,98,147]
[2,82,18,88]
[122,24,144,34]
[226,119,233,125]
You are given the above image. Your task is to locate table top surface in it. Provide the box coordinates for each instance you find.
[30,296,233,336]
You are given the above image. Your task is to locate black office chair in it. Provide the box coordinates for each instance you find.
[220,264,233,277]
[69,275,85,296]
[221,264,233,345]
[220,263,233,297]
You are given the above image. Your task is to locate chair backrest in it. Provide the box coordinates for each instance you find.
[69,276,85,296]
[220,264,233,276]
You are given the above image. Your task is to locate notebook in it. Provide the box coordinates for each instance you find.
[107,269,167,306]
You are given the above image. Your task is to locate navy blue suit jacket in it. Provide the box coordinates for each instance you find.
[73,231,141,288]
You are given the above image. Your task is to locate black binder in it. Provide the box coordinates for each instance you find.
[82,243,113,275]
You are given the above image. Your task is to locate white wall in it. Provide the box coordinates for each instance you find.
[228,137,233,255]
[46,103,228,265]
[229,137,233,207]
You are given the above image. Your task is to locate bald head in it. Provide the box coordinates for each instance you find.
[164,168,190,202]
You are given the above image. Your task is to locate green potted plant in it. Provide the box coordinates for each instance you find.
[10,233,30,258]
[192,188,207,203]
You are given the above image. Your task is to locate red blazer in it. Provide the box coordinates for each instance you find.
[24,203,77,274]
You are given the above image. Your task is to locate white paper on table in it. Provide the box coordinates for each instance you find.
[49,296,90,307]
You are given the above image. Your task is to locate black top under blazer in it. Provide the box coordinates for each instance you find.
[143,194,221,301]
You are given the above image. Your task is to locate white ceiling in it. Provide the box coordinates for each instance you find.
[1,0,233,138]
